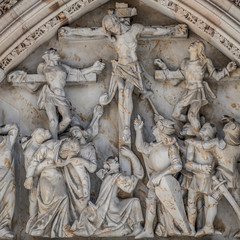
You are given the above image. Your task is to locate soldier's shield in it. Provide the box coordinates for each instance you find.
[155,175,190,235]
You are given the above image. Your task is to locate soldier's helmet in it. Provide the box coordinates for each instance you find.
[222,115,240,145]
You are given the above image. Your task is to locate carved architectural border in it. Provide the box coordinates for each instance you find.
[151,0,240,62]
[0,0,18,16]
[0,0,108,73]
[230,0,240,7]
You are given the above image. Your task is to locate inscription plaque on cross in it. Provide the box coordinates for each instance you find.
[59,3,188,175]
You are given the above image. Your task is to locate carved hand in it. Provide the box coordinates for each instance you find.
[218,139,226,150]
[226,61,237,73]
[7,70,27,83]
[152,173,163,186]
[59,27,72,37]
[201,164,212,174]
[99,93,109,105]
[134,115,144,131]
[92,60,105,74]
[120,145,133,158]
[93,104,103,118]
[24,177,33,190]
[174,24,188,36]
[154,59,167,70]
[36,160,55,173]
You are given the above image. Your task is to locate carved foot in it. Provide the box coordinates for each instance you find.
[195,226,220,237]
[187,225,196,236]
[122,226,132,236]
[135,229,154,239]
[128,224,143,236]
[234,230,240,239]
[31,229,45,237]
[1,231,14,239]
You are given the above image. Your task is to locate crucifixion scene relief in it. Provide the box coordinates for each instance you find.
[0,0,240,239]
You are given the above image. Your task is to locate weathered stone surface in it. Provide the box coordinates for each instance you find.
[0,0,240,239]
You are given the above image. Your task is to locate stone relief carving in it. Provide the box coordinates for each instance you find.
[154,0,240,61]
[8,49,105,139]
[71,146,144,237]
[155,40,237,134]
[0,124,18,239]
[183,117,240,238]
[22,128,52,236]
[60,12,188,145]
[230,0,240,7]
[184,122,224,236]
[22,103,103,238]
[1,1,240,239]
[134,115,190,238]
[23,136,89,238]
[0,0,103,78]
[0,0,17,16]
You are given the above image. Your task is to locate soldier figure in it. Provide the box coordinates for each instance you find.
[134,115,190,238]
[185,123,225,235]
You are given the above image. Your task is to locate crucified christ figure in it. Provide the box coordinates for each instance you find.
[59,9,187,173]
[97,14,187,143]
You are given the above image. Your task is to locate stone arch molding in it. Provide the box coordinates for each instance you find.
[0,0,240,82]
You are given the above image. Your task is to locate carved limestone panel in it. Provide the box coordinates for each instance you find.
[0,0,239,239]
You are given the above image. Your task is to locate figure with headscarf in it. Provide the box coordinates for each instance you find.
[24,137,83,238]
[134,114,190,238]
[0,124,18,239]
[63,104,103,215]
[99,13,186,143]
[67,125,97,213]
[155,40,236,134]
[22,128,52,234]
[71,146,144,237]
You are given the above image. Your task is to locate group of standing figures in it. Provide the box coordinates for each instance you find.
[0,6,240,240]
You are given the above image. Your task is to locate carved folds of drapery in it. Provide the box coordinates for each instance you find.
[0,1,240,239]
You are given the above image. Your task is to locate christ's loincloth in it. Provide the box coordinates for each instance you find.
[112,60,144,91]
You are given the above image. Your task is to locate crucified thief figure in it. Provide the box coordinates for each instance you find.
[37,49,104,139]
[155,41,236,134]
[99,14,187,142]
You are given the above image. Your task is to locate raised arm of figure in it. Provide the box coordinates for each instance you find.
[24,146,47,189]
[134,115,151,155]
[154,58,185,85]
[140,23,188,38]
[120,145,144,180]
[85,104,103,140]
[207,58,237,81]
[0,124,18,148]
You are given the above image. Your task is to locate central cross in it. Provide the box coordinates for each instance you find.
[59,3,188,174]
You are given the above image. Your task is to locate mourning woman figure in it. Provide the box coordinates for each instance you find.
[0,124,18,239]
[24,137,81,238]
